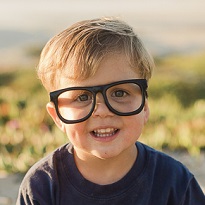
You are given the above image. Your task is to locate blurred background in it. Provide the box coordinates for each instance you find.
[0,0,205,204]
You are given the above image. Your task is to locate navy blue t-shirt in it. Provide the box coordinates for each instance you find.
[16,142,205,204]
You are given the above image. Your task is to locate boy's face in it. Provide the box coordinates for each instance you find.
[47,52,149,160]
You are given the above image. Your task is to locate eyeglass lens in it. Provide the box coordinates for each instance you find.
[56,82,143,121]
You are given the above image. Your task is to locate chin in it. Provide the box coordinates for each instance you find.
[92,149,122,160]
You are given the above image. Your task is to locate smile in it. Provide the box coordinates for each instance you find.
[92,128,118,138]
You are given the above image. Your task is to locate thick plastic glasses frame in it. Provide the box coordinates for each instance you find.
[50,79,148,124]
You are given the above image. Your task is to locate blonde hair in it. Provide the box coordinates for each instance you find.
[37,17,154,91]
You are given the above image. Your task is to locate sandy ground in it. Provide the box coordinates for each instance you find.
[0,151,204,205]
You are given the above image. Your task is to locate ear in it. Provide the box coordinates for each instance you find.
[143,100,150,124]
[46,102,66,132]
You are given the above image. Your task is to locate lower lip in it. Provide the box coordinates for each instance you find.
[91,130,119,142]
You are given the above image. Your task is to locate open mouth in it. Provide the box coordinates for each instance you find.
[92,128,119,138]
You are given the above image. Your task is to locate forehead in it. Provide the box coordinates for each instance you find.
[56,52,140,90]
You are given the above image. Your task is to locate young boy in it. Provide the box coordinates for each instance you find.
[17,17,205,204]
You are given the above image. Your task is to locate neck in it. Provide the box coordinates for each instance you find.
[73,145,138,185]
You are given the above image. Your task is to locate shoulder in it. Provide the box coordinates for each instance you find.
[138,142,192,173]
[19,143,72,196]
[136,142,205,204]
[137,142,194,188]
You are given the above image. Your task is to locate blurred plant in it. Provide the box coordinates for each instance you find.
[25,44,43,58]
[0,52,205,174]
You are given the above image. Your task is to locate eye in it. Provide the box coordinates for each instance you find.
[77,93,92,102]
[112,90,128,97]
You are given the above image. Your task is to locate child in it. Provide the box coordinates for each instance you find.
[17,17,205,204]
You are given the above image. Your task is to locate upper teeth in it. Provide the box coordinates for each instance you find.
[93,128,116,134]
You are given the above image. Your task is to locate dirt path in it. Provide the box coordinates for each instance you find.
[0,152,204,205]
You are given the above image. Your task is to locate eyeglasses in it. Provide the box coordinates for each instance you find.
[50,79,148,124]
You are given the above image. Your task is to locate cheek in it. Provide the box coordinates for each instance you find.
[124,114,145,136]
[64,123,87,144]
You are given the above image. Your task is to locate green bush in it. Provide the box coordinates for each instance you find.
[0,52,205,174]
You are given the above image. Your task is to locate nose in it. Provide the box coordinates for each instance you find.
[92,93,114,118]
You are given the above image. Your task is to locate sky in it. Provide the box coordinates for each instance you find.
[0,0,205,66]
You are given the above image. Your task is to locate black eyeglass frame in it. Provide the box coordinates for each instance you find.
[50,79,148,124]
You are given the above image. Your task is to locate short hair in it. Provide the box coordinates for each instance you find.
[37,17,154,91]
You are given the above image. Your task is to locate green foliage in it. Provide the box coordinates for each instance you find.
[0,52,205,174]
[25,44,43,58]
[141,52,205,155]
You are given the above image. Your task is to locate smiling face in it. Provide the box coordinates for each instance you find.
[47,52,149,160]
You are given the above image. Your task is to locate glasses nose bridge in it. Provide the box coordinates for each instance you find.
[92,85,107,102]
